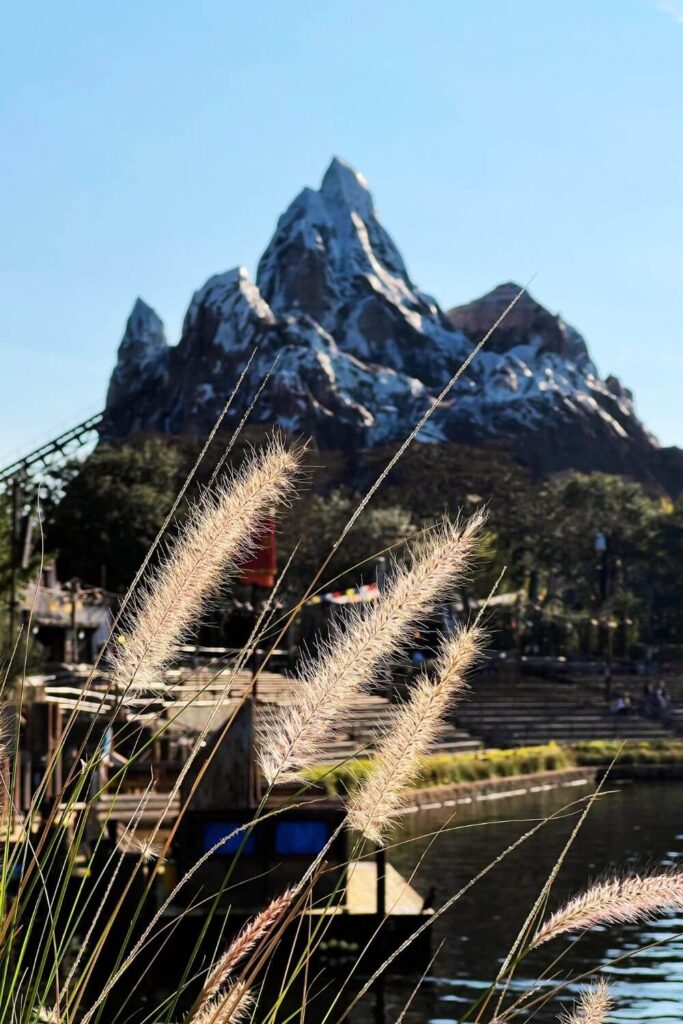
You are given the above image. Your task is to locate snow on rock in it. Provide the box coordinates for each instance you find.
[184,267,276,348]
[111,298,168,370]
[102,158,671,484]
[105,298,169,426]
[444,283,657,457]
[102,264,433,450]
[256,156,471,387]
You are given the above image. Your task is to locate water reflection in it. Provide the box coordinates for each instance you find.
[364,782,683,1024]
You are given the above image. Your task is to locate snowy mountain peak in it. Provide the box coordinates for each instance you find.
[184,266,275,341]
[319,156,375,221]
[448,283,595,370]
[256,157,468,385]
[105,298,168,418]
[102,157,679,490]
[257,156,416,321]
[120,297,167,357]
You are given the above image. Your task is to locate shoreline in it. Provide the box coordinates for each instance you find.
[400,766,596,813]
[293,740,683,814]
[596,763,683,782]
[387,761,683,813]
[282,766,597,813]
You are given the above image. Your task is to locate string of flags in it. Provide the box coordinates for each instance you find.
[308,583,379,606]
[306,586,517,610]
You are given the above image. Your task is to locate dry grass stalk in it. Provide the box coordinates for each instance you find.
[561,979,612,1024]
[347,623,484,843]
[203,889,295,999]
[189,982,253,1024]
[534,870,683,946]
[0,742,11,826]
[109,438,299,691]
[258,511,485,784]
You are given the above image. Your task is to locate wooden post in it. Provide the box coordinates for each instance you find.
[375,845,386,918]
[69,578,80,664]
[54,703,63,795]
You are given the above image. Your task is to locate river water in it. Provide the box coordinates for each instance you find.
[358,780,683,1024]
[138,779,682,1023]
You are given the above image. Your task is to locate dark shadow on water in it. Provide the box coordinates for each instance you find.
[115,782,683,1023]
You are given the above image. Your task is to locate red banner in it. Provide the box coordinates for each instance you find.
[238,515,277,588]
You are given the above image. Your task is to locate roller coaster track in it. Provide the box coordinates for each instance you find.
[0,411,103,486]
[1,409,107,639]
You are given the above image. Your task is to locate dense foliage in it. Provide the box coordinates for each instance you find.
[572,739,683,765]
[308,739,683,797]
[305,742,572,796]
[47,437,188,592]
[28,434,683,655]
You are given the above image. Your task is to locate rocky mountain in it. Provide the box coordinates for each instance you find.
[102,157,682,489]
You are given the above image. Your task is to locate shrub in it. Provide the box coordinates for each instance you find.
[305,742,572,796]
[572,739,683,767]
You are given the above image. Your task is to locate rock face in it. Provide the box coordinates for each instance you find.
[257,158,466,388]
[444,283,663,480]
[102,157,681,488]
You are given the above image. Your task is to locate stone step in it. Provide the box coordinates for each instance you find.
[450,670,680,748]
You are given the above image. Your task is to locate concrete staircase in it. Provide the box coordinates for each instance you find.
[645,674,683,736]
[452,672,677,748]
[256,692,483,767]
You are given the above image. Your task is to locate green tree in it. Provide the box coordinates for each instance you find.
[649,495,683,646]
[502,472,665,655]
[48,438,188,592]
[43,433,683,656]
[278,488,417,595]
[532,473,659,608]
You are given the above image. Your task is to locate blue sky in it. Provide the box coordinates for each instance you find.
[1,0,682,461]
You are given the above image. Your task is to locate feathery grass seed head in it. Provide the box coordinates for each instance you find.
[204,889,295,999]
[533,870,683,946]
[347,622,484,843]
[258,511,485,785]
[561,979,612,1024]
[190,982,253,1024]
[109,438,300,691]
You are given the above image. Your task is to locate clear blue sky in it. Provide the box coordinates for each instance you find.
[1,0,682,462]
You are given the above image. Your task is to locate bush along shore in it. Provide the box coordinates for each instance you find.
[572,738,683,765]
[574,739,683,781]
[306,743,573,797]
[305,739,683,798]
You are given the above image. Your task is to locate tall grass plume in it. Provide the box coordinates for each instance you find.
[189,981,253,1024]
[561,979,612,1024]
[533,870,683,946]
[258,511,485,784]
[109,437,300,691]
[203,889,295,999]
[347,622,484,843]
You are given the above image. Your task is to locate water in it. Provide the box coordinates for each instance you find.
[353,780,683,1024]
[137,780,682,1023]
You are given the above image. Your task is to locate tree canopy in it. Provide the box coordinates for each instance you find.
[29,434,683,656]
[48,437,188,592]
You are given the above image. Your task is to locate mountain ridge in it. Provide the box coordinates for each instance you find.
[102,157,683,492]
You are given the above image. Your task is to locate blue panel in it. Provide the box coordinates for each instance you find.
[203,821,255,857]
[275,820,328,856]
